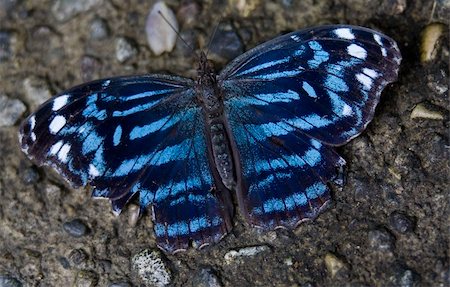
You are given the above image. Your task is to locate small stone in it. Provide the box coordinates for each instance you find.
[224,245,270,264]
[20,167,40,185]
[63,219,89,237]
[368,229,395,252]
[388,266,420,287]
[176,0,201,27]
[191,268,222,287]
[379,0,407,15]
[89,17,110,40]
[108,282,131,287]
[410,103,444,120]
[52,0,103,22]
[22,76,52,109]
[69,249,88,265]
[80,55,102,82]
[389,212,415,233]
[208,23,244,63]
[420,23,446,63]
[98,259,112,273]
[115,37,137,63]
[146,1,179,56]
[175,29,199,57]
[127,204,140,227]
[74,270,99,287]
[0,94,26,127]
[0,31,15,62]
[58,257,71,269]
[324,253,347,278]
[0,0,19,18]
[231,0,260,17]
[131,249,171,287]
[0,275,23,287]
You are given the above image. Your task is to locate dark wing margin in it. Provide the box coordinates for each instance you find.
[220,25,401,229]
[19,75,233,253]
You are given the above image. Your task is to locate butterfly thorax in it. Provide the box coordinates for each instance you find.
[195,51,236,191]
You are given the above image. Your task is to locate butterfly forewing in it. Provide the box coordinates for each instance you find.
[19,75,233,252]
[220,25,401,228]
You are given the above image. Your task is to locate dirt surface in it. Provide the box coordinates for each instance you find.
[0,0,448,286]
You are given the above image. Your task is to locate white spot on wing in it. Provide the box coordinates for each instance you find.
[363,68,378,78]
[334,28,355,40]
[342,104,353,116]
[89,164,100,177]
[52,95,69,111]
[290,35,301,42]
[373,34,383,46]
[30,115,36,130]
[31,132,36,141]
[49,115,66,134]
[347,44,367,59]
[57,143,71,163]
[356,73,373,90]
[49,140,63,155]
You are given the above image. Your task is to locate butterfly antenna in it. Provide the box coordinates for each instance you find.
[158,10,199,59]
[205,16,223,57]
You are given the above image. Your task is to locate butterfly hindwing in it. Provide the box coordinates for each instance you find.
[19,75,233,252]
[220,25,401,228]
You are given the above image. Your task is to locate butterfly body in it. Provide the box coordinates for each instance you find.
[19,25,401,253]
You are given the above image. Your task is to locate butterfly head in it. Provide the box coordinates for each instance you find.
[197,51,217,84]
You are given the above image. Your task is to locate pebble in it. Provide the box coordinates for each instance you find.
[224,245,270,264]
[368,229,395,252]
[0,275,22,287]
[69,249,88,266]
[0,94,26,127]
[89,17,110,40]
[324,253,347,278]
[410,103,444,120]
[420,23,446,63]
[175,29,199,57]
[74,270,99,287]
[389,266,419,287]
[20,167,40,185]
[63,219,89,238]
[127,204,140,227]
[52,0,102,22]
[108,282,131,287]
[22,76,52,109]
[191,268,222,287]
[0,0,18,18]
[80,55,102,82]
[389,211,415,233]
[232,0,260,17]
[208,23,244,63]
[131,249,171,287]
[0,31,14,62]
[176,0,201,27]
[115,37,137,63]
[146,1,178,56]
[379,0,407,15]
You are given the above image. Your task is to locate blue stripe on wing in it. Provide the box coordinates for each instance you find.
[221,25,401,228]
[19,75,233,253]
[220,25,401,145]
[228,104,345,228]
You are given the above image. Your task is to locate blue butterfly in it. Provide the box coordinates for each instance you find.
[19,25,401,253]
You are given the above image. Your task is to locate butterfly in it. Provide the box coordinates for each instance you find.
[19,25,401,253]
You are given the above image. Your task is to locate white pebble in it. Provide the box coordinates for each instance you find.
[132,249,171,287]
[224,245,270,264]
[145,1,178,56]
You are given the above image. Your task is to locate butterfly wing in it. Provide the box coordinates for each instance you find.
[219,25,401,228]
[19,75,233,252]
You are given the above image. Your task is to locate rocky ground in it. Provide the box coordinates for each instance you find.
[0,0,448,286]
